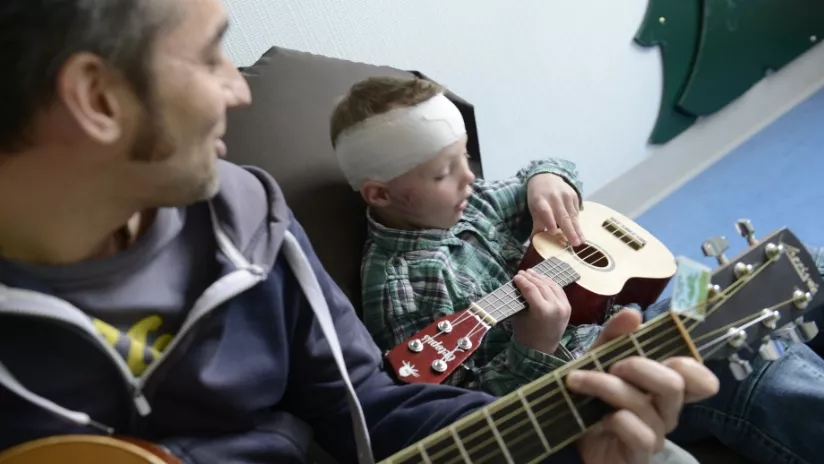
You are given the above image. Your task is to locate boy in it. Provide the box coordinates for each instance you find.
[331,76,824,464]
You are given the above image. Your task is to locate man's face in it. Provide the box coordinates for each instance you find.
[118,0,251,208]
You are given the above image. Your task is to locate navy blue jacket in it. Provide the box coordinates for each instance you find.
[0,161,578,463]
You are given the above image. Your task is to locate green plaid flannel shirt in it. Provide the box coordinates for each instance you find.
[360,158,605,397]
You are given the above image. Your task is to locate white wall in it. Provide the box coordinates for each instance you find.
[220,0,824,214]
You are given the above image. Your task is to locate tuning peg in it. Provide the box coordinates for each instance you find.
[728,354,753,380]
[758,337,785,361]
[702,236,730,265]
[794,318,819,341]
[735,219,758,246]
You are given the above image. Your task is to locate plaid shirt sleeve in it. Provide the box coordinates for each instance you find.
[477,329,574,396]
[360,250,577,397]
[470,158,584,243]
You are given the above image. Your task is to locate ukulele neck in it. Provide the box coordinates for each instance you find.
[474,256,580,323]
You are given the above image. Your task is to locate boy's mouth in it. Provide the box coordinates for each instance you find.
[456,199,468,211]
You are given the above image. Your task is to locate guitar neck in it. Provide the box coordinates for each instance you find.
[381,311,699,464]
[475,257,580,324]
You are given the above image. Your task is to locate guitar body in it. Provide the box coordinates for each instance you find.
[521,201,677,326]
[385,201,677,385]
[0,435,182,464]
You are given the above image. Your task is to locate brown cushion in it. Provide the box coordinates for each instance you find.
[223,46,483,313]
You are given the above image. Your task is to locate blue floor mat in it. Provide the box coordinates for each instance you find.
[635,88,824,299]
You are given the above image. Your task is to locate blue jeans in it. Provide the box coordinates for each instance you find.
[641,245,824,464]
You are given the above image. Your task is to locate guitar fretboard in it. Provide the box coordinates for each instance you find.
[383,312,698,464]
[476,257,580,323]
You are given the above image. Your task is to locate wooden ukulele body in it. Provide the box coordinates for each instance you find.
[521,201,676,326]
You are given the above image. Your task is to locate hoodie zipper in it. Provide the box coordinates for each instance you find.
[0,265,266,423]
[137,265,266,389]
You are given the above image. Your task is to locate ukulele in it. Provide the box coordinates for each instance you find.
[385,200,677,385]
[2,223,821,464]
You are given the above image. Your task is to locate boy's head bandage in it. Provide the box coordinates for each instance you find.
[334,93,466,190]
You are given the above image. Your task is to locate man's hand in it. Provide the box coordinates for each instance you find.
[569,309,720,464]
[527,173,584,246]
[511,269,571,355]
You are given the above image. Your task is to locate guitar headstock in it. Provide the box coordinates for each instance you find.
[685,221,823,379]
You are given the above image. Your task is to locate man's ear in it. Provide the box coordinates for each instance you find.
[360,180,392,207]
[57,52,126,145]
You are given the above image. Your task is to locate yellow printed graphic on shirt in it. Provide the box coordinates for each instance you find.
[92,315,174,376]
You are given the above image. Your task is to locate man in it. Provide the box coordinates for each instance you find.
[0,1,719,463]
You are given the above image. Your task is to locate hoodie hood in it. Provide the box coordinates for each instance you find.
[211,160,291,272]
[0,160,292,441]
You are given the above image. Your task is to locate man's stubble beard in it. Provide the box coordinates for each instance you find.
[127,104,219,207]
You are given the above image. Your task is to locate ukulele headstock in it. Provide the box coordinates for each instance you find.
[684,221,823,379]
[384,309,491,384]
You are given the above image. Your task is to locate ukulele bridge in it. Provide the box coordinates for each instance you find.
[603,217,647,250]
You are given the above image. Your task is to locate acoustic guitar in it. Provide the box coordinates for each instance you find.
[2,222,821,464]
[385,200,677,385]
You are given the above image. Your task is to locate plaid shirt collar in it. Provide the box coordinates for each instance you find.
[366,208,463,252]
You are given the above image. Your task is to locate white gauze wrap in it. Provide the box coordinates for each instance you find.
[334,93,466,190]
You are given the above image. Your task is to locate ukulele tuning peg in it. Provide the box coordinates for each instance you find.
[728,354,753,380]
[702,236,730,266]
[735,219,758,246]
[758,337,785,361]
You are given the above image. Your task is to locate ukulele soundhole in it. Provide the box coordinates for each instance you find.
[571,242,614,271]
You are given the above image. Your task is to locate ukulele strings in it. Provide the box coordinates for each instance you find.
[438,230,625,344]
[417,276,756,464]
[432,235,622,365]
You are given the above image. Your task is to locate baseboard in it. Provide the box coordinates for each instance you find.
[588,41,824,219]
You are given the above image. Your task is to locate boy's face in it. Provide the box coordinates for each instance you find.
[364,135,476,230]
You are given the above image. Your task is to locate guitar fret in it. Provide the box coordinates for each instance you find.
[629,333,646,357]
[449,425,471,464]
[554,371,586,432]
[453,410,509,462]
[487,396,554,463]
[379,315,700,464]
[517,389,552,453]
[417,443,433,464]
[483,408,515,464]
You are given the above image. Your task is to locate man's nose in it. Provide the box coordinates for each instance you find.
[224,66,252,108]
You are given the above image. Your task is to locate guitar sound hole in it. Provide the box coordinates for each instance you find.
[572,243,610,269]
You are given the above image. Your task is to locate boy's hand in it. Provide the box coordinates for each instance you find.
[527,173,584,246]
[570,309,720,463]
[511,269,571,355]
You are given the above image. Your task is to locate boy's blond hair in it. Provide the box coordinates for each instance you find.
[330,77,444,148]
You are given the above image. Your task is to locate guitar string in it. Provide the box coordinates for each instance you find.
[424,313,723,464]
[395,267,765,464]
[429,257,781,464]
[416,320,688,464]
[414,308,704,464]
[685,250,781,341]
[392,237,788,462]
[406,231,780,461]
